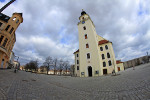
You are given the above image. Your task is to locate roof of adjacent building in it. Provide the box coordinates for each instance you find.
[116,60,123,64]
[73,49,79,54]
[98,40,111,45]
[0,13,10,22]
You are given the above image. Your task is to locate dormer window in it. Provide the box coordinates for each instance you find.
[13,17,16,21]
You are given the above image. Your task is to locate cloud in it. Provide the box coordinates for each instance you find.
[1,0,150,65]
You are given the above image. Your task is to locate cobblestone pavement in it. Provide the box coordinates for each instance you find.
[0,63,150,100]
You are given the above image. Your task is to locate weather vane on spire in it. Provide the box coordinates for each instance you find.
[0,0,16,13]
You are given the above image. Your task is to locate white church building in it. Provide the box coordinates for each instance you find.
[73,10,124,77]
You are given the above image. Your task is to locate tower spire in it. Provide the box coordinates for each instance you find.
[0,0,16,13]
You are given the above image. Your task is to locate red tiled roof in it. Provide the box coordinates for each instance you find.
[73,49,79,54]
[98,40,109,45]
[116,60,123,64]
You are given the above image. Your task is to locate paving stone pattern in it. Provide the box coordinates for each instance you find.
[0,63,150,100]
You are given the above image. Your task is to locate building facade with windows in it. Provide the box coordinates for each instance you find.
[74,10,124,77]
[0,12,23,69]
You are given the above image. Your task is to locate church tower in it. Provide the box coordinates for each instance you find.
[77,10,102,77]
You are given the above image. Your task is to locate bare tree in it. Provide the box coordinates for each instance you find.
[70,65,75,76]
[64,60,69,75]
[43,56,53,75]
[59,59,64,76]
[53,58,58,75]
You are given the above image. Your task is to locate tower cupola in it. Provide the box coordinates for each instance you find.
[81,9,86,16]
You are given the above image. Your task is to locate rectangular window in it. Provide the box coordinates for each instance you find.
[5,25,10,31]
[9,27,14,34]
[77,66,79,70]
[0,35,4,44]
[77,54,78,57]
[85,34,87,39]
[2,38,8,47]
[86,44,89,48]
[77,60,79,64]
[0,22,3,27]
[87,53,90,59]
[102,54,105,59]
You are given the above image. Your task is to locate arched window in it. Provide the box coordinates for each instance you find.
[107,53,110,58]
[87,53,90,59]
[86,43,89,48]
[83,26,86,30]
[102,54,105,59]
[100,47,103,51]
[105,45,108,50]
[108,60,112,66]
[103,62,106,67]
[85,34,87,39]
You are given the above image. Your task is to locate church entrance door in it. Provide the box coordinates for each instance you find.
[88,66,92,77]
[103,69,107,75]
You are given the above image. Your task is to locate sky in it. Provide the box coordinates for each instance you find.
[0,0,150,66]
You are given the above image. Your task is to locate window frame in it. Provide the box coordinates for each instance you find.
[2,38,8,47]
[9,27,14,34]
[86,43,89,48]
[5,25,10,31]
[83,26,86,30]
[77,54,79,57]
[102,54,105,60]
[105,45,108,50]
[108,60,112,66]
[103,62,106,67]
[77,66,79,70]
[100,47,103,51]
[85,34,88,39]
[87,53,90,59]
[107,52,110,58]
[77,60,79,64]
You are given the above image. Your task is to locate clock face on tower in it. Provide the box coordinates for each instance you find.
[82,21,85,24]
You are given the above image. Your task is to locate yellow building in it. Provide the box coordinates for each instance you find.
[116,60,124,71]
[74,10,124,77]
[0,12,23,69]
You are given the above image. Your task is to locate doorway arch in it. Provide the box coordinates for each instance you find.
[88,66,92,77]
